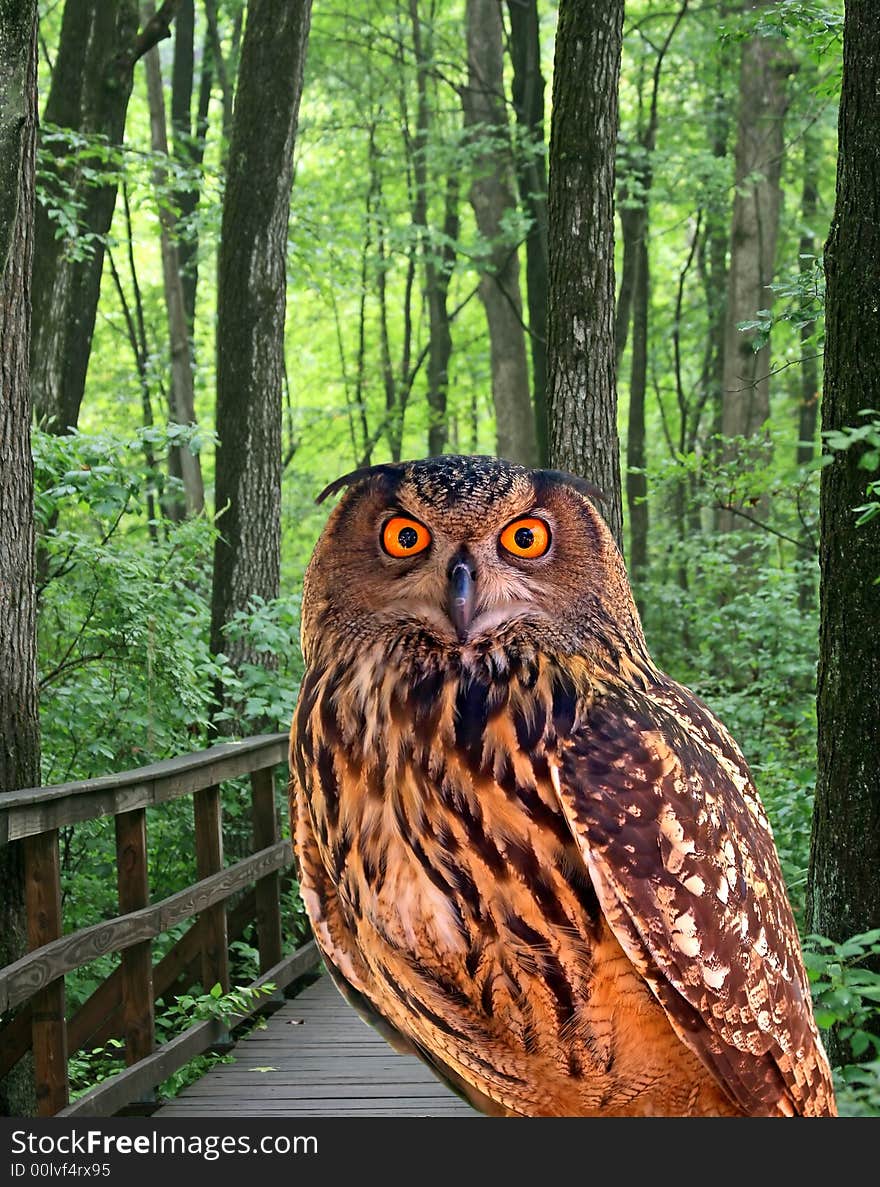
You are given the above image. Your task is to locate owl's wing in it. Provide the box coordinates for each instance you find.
[550,678,836,1117]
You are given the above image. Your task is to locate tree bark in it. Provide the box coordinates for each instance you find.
[210,0,312,723]
[718,0,793,529]
[702,84,730,447]
[203,0,234,146]
[171,0,203,334]
[506,0,548,464]
[626,234,649,584]
[30,1,178,434]
[546,0,624,546]
[462,0,537,467]
[618,1,690,581]
[409,1,458,459]
[143,0,204,518]
[796,126,820,613]
[807,2,880,1065]
[0,0,40,1116]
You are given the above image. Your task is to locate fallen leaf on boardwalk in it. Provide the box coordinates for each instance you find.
[247,1066,278,1073]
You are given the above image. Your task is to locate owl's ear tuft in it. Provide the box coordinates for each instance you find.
[316,463,406,506]
[535,469,607,508]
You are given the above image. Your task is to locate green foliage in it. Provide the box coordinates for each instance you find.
[159,981,277,1029]
[821,411,880,527]
[805,931,880,1055]
[34,427,219,782]
[804,930,880,1115]
[214,595,305,730]
[68,1040,127,1101]
[68,983,274,1103]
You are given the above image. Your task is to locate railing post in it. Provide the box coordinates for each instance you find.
[251,767,283,974]
[193,785,229,995]
[24,830,69,1115]
[115,808,155,1072]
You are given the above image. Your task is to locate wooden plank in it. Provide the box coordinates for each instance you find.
[0,735,289,845]
[251,767,283,974]
[115,809,154,1067]
[155,973,476,1119]
[24,831,69,1116]
[193,785,228,994]
[57,941,320,1118]
[0,841,292,1011]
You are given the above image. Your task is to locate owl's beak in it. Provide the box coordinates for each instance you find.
[448,555,476,640]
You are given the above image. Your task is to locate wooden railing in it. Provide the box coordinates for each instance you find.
[0,734,320,1117]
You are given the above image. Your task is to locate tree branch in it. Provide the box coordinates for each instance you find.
[131,0,182,67]
[713,501,817,553]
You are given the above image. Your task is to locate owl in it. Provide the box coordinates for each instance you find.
[288,454,836,1117]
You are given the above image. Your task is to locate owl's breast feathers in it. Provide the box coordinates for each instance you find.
[289,635,836,1117]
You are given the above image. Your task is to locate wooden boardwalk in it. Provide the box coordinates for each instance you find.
[155,974,478,1117]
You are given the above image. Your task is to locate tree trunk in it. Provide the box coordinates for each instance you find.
[506,0,548,464]
[462,0,537,467]
[203,0,234,147]
[210,0,312,724]
[30,1,178,434]
[718,0,793,529]
[614,146,640,370]
[796,127,820,613]
[425,174,459,458]
[546,0,624,546]
[409,1,458,459]
[617,1,690,579]
[807,2,880,1065]
[172,0,211,332]
[626,234,649,584]
[143,2,205,519]
[0,0,40,1116]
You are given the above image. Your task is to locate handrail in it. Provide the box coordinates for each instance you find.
[0,733,318,1117]
[0,733,289,844]
[0,841,291,1013]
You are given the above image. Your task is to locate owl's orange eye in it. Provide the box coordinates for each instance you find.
[499,517,551,559]
[381,516,432,558]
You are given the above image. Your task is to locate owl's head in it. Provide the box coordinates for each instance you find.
[300,455,647,668]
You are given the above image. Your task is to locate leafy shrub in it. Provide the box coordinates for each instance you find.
[804,930,880,1117]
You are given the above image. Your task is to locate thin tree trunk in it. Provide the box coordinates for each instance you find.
[796,127,820,613]
[143,3,205,519]
[410,1,459,458]
[0,1,40,1116]
[210,0,312,724]
[627,235,649,586]
[718,0,794,529]
[621,2,689,579]
[807,4,880,1069]
[506,0,549,464]
[615,155,640,370]
[462,0,537,467]
[30,1,179,434]
[171,0,210,334]
[546,0,624,545]
[425,174,459,457]
[106,242,159,541]
[203,0,234,145]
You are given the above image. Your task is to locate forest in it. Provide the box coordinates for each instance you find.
[1,0,879,1118]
